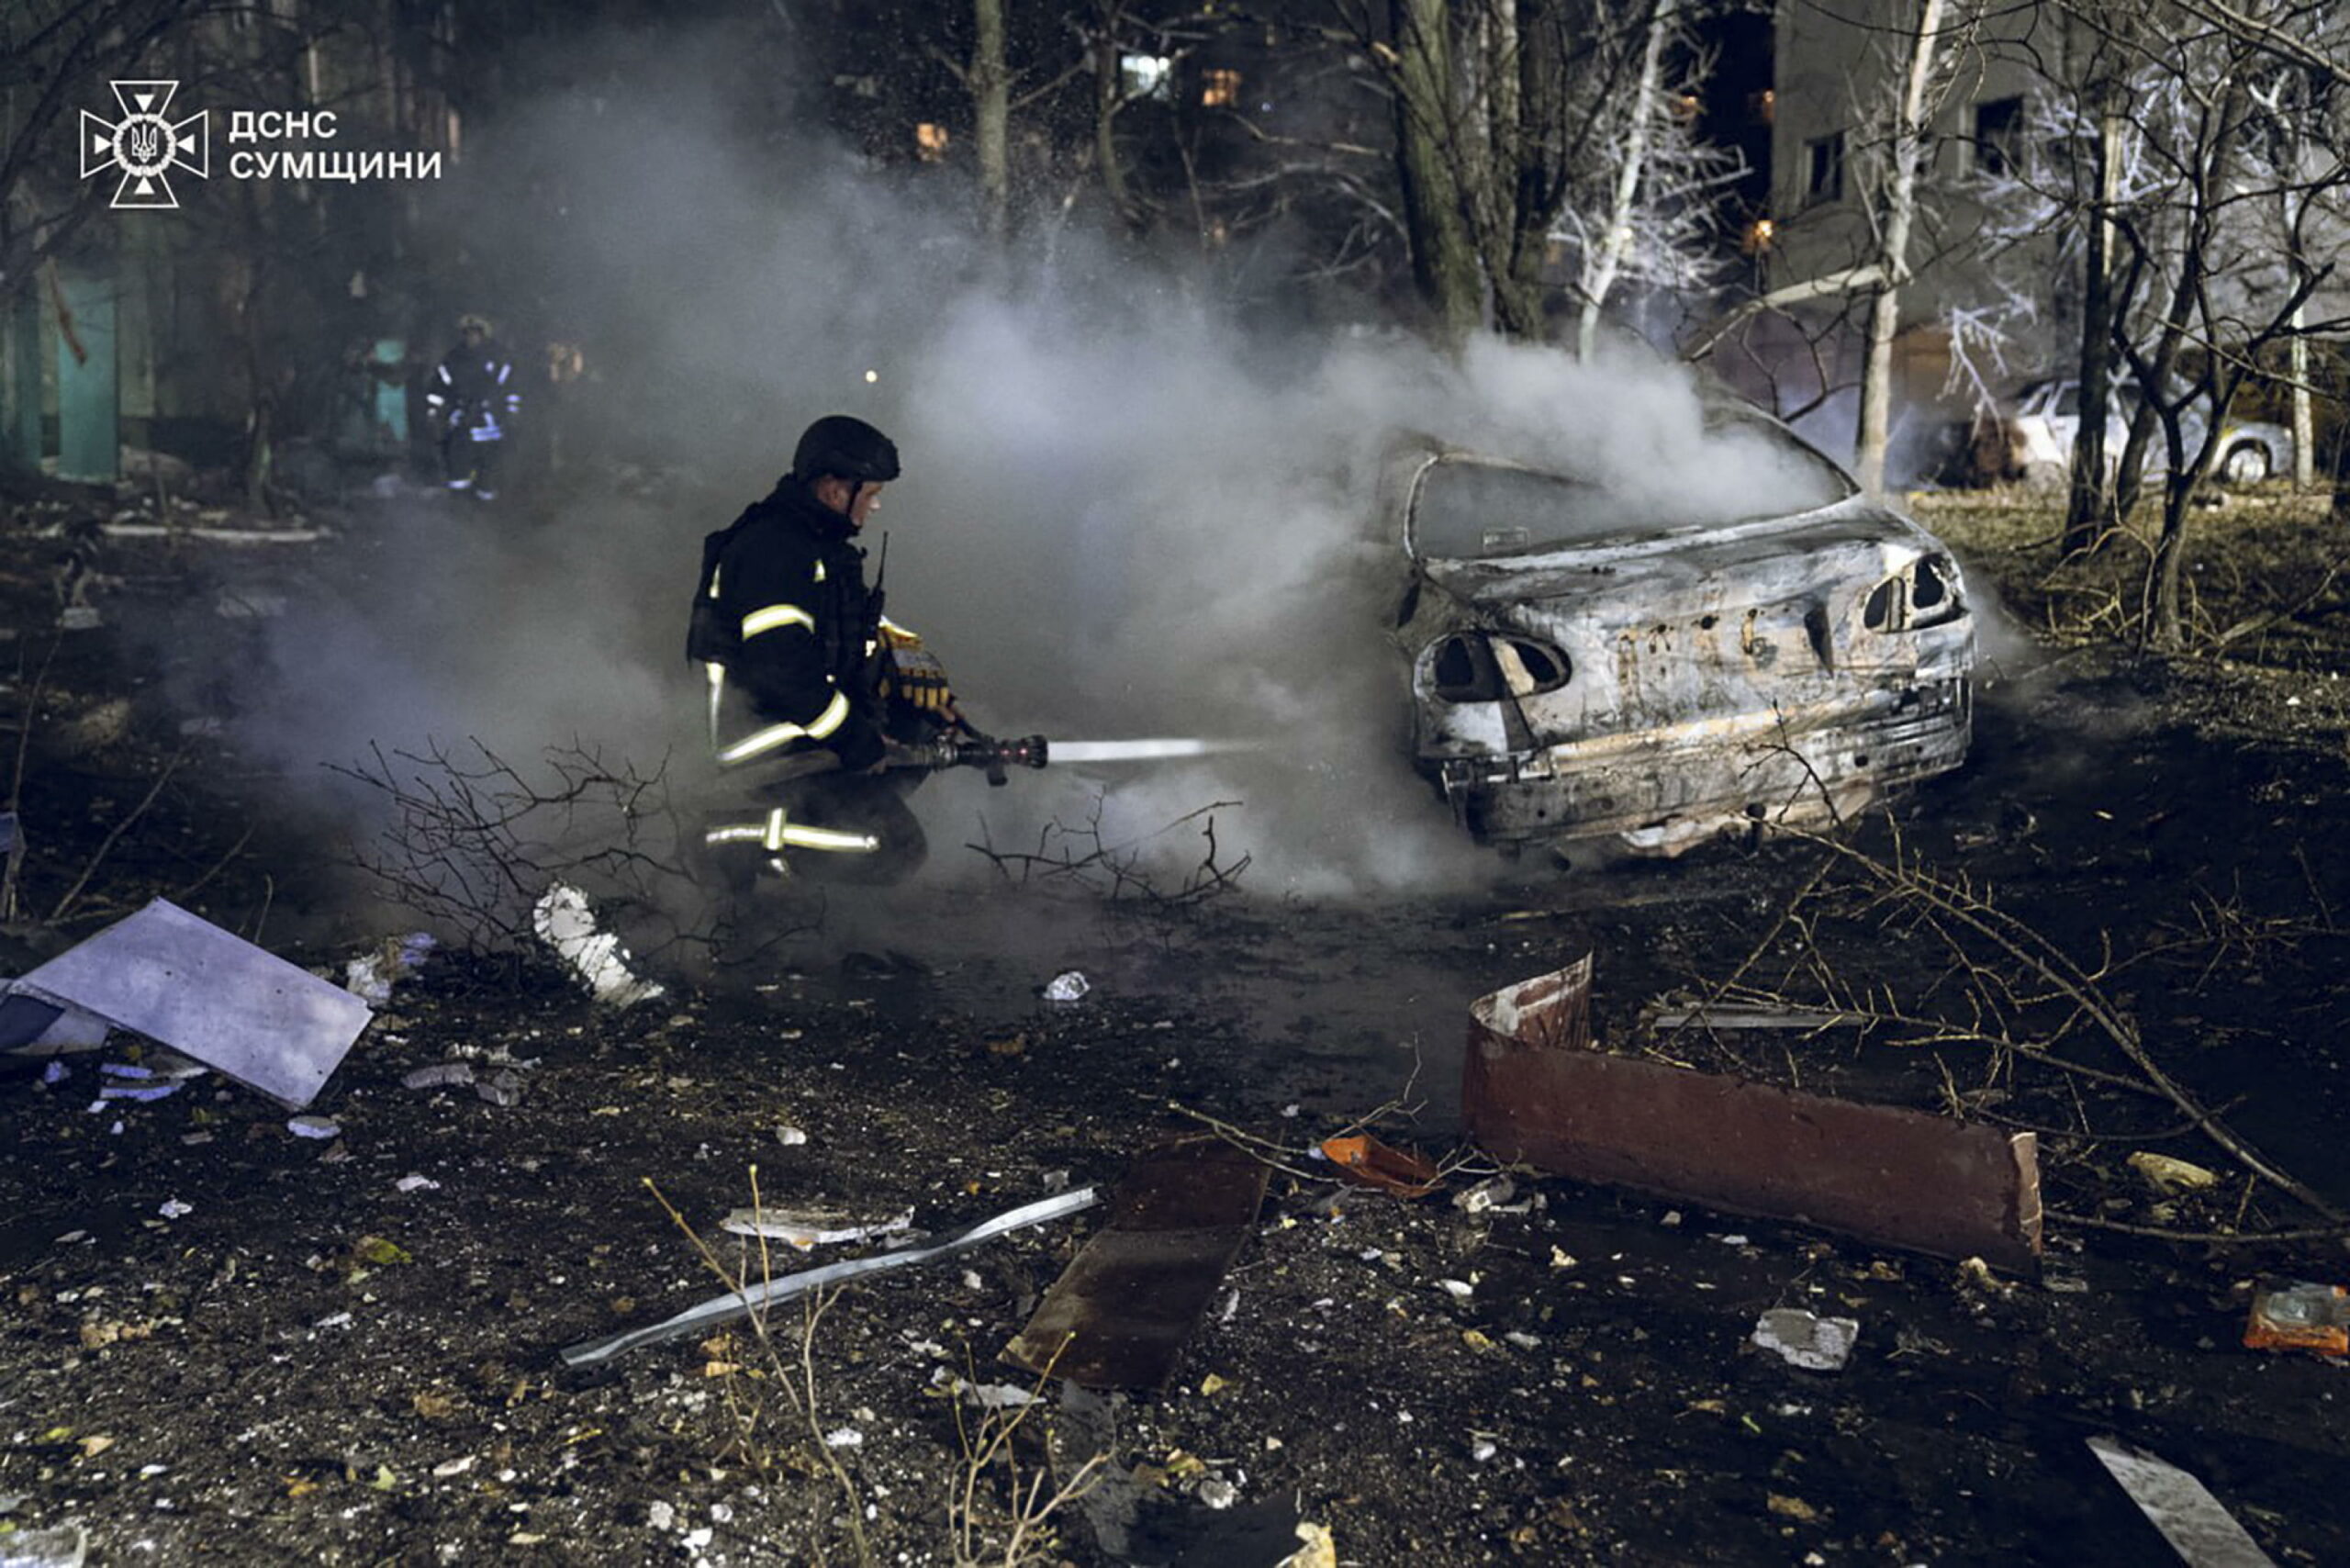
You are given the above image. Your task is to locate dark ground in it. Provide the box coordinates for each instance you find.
[2,473,2348,1566]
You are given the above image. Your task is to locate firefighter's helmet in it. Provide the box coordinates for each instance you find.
[792,415,900,485]
[457,312,492,336]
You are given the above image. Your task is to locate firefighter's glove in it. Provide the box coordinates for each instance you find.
[882,644,957,719]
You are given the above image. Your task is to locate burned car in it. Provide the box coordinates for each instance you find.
[1386,404,1974,858]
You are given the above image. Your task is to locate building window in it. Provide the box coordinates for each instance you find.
[914,122,949,162]
[1201,68,1241,108]
[1969,95,2024,177]
[1804,131,1844,207]
[1121,53,1172,101]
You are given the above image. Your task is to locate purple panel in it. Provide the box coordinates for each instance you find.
[8,898,371,1108]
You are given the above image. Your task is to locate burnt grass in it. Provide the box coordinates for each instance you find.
[3,477,2350,1566]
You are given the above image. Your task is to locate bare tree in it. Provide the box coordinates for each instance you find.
[1852,0,1954,498]
[927,0,1087,244]
[2058,1,2350,645]
[1556,0,1745,358]
[0,0,199,313]
[1342,0,1692,344]
[1376,0,1483,338]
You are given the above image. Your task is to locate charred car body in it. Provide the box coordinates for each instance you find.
[1387,402,1975,858]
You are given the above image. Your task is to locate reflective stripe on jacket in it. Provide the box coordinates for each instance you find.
[700,477,884,770]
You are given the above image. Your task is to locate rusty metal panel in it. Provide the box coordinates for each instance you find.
[1463,958,2042,1272]
[1002,1136,1267,1390]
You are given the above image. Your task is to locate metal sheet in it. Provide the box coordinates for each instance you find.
[1002,1136,1268,1390]
[1463,958,2042,1272]
[2088,1437,2276,1568]
[563,1187,1100,1370]
[6,898,371,1108]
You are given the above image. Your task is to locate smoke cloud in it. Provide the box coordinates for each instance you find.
[215,21,1860,913]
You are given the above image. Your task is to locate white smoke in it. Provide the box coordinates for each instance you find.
[219,25,1850,908]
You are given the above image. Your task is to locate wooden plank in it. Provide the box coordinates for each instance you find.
[1001,1135,1267,1390]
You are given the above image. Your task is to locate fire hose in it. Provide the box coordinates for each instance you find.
[708,734,1255,868]
[889,731,1049,787]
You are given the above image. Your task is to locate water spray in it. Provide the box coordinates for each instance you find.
[892,733,1258,786]
[1046,737,1258,764]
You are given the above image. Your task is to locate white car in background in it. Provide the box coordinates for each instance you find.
[2002,377,2290,487]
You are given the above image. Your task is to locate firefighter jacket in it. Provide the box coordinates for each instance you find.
[425,342,520,443]
[699,477,888,773]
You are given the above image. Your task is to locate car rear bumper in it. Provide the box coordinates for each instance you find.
[1432,678,1972,851]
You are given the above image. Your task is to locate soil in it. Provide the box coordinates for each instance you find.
[3,473,2349,1567]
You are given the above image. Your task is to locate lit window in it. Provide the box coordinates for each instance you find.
[1750,88,1774,126]
[1804,131,1844,207]
[1202,68,1241,108]
[915,122,948,162]
[1121,53,1172,100]
[1969,95,2023,178]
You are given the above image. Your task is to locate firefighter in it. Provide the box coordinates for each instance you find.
[688,414,967,885]
[424,313,520,499]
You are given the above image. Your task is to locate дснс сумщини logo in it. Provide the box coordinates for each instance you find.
[81,81,208,209]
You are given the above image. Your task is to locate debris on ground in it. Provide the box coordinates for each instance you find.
[1319,1133,1442,1198]
[1465,954,2043,1271]
[938,1376,1039,1410]
[1647,1002,1861,1031]
[1043,969,1091,1003]
[472,1069,524,1107]
[2127,1150,2221,1193]
[718,1204,914,1249]
[1275,1521,1338,1568]
[0,1522,89,1568]
[343,933,436,1006]
[1751,1308,1860,1372]
[95,1057,205,1103]
[564,1187,1098,1368]
[531,884,664,1007]
[3,898,371,1107]
[1003,1135,1267,1389]
[2243,1282,2348,1357]
[1450,1174,1517,1214]
[2088,1435,2278,1568]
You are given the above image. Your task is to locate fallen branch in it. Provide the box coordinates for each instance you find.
[1803,829,2344,1223]
[2046,1208,2350,1247]
[967,794,1249,905]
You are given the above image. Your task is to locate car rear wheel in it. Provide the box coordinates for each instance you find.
[2221,442,2272,486]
